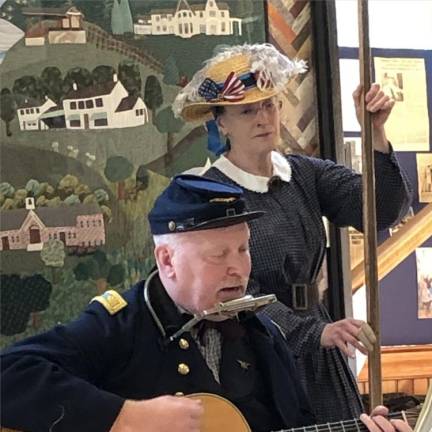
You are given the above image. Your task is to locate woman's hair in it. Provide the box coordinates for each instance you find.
[211,106,225,118]
[210,106,231,151]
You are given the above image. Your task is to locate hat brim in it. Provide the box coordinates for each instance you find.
[181,210,264,232]
[180,87,280,123]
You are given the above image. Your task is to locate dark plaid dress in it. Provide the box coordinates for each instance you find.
[205,149,412,423]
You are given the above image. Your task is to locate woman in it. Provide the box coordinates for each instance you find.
[173,43,412,422]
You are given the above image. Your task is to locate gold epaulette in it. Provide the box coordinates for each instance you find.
[91,290,127,315]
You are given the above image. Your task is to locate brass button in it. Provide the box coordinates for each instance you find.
[179,338,189,350]
[175,392,184,396]
[168,221,176,231]
[178,363,190,375]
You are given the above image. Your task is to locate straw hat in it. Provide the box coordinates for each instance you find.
[173,43,307,123]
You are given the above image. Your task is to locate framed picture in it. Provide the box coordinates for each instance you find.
[0,0,338,345]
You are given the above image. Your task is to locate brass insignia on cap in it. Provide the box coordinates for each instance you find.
[91,290,127,315]
[209,197,236,203]
[168,221,176,231]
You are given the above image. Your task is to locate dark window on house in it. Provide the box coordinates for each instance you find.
[87,221,90,227]
[20,109,24,114]
[36,108,40,113]
[221,11,225,17]
[17,236,20,242]
[98,220,102,226]
[93,220,96,227]
[68,232,72,239]
[80,221,84,228]
[70,119,81,127]
[70,101,77,109]
[74,232,77,238]
[54,233,57,239]
[26,109,30,114]
[11,236,14,243]
[86,100,94,109]
[30,108,34,114]
[78,101,85,109]
[49,234,52,239]
[95,98,103,107]
[94,118,108,126]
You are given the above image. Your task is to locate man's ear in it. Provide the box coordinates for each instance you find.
[154,245,175,279]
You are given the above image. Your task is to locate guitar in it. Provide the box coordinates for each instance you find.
[0,392,422,432]
[187,393,421,432]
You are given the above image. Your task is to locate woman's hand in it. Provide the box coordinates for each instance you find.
[320,318,376,357]
[353,83,395,153]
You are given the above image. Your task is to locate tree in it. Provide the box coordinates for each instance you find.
[25,179,43,197]
[0,182,15,198]
[136,165,149,191]
[0,88,16,137]
[144,75,163,123]
[118,61,141,97]
[41,239,66,284]
[23,274,53,329]
[163,55,180,86]
[104,156,133,200]
[119,0,133,34]
[63,67,93,96]
[111,0,123,35]
[0,274,52,335]
[92,65,116,85]
[73,251,125,294]
[154,106,184,166]
[0,275,30,336]
[12,76,46,105]
[57,174,80,199]
[41,67,63,103]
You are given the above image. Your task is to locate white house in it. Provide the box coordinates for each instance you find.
[17,97,57,131]
[62,74,148,130]
[134,0,242,39]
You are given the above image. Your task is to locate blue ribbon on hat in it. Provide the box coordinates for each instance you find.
[206,120,227,156]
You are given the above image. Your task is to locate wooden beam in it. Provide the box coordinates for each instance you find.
[352,203,432,293]
[357,0,382,408]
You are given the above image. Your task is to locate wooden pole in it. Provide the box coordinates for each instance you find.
[357,0,382,408]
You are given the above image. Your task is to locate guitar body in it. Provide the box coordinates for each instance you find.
[188,393,251,432]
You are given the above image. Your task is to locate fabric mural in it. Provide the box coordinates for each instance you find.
[0,0,267,347]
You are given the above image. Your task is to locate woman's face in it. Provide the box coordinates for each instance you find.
[216,97,281,154]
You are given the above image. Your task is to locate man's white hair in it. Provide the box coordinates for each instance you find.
[152,233,183,249]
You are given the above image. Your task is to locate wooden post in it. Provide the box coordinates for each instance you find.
[357,0,382,408]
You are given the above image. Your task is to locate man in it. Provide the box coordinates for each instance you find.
[1,175,412,432]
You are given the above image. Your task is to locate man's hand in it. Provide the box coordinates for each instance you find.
[360,405,414,432]
[110,395,204,432]
[320,318,376,357]
[353,83,395,153]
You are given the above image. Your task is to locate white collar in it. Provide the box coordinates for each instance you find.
[211,151,292,193]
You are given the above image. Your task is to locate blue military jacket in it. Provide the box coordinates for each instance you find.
[1,271,314,431]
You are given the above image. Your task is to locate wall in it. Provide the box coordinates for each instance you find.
[335,0,432,352]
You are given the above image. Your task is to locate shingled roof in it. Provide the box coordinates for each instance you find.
[0,203,102,231]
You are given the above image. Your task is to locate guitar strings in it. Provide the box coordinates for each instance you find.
[273,410,418,432]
